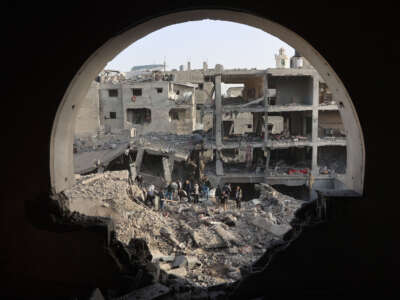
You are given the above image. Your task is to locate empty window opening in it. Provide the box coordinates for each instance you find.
[169,108,187,121]
[318,146,347,174]
[109,112,116,119]
[127,108,151,124]
[132,88,142,96]
[108,89,118,97]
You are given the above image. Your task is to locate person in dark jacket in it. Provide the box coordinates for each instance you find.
[235,185,242,209]
[183,179,192,202]
[215,185,222,208]
[124,146,134,184]
[135,174,143,188]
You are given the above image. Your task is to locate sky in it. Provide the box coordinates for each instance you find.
[105,20,295,72]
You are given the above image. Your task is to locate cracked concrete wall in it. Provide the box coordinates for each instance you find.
[223,112,253,135]
[74,81,100,138]
[99,83,124,133]
[99,81,196,135]
[242,77,264,100]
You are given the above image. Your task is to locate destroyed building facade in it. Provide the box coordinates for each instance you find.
[194,51,347,197]
[73,50,347,198]
[99,72,199,135]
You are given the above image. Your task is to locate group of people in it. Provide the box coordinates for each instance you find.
[132,173,244,212]
[215,183,242,211]
[164,177,212,204]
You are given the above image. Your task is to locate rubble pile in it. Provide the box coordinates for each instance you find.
[74,133,130,153]
[65,171,304,288]
[132,132,202,152]
[270,133,311,143]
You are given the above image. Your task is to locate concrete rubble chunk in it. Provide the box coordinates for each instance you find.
[192,227,226,249]
[251,198,261,205]
[186,256,202,269]
[172,255,188,269]
[251,216,291,237]
[213,224,241,246]
[167,266,187,278]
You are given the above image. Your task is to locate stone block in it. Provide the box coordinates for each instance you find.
[172,255,188,269]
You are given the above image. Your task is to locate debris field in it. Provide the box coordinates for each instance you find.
[65,170,304,288]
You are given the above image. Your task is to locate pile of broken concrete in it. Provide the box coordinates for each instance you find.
[65,171,305,292]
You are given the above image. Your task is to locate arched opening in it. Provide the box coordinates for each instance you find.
[50,8,365,296]
[51,9,365,197]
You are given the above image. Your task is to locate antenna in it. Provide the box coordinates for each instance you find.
[163,56,166,72]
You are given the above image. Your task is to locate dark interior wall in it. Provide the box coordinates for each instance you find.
[275,76,313,105]
[1,1,396,297]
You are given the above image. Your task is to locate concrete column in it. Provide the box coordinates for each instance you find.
[263,72,270,181]
[168,153,175,173]
[263,72,269,145]
[135,148,145,173]
[162,157,172,184]
[119,84,125,129]
[215,75,222,148]
[264,149,270,178]
[311,74,319,175]
[215,150,224,176]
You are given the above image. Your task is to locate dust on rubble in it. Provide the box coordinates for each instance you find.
[65,170,304,288]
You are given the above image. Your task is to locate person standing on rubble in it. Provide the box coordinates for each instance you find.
[183,179,192,202]
[235,185,243,209]
[170,181,178,200]
[146,184,155,207]
[202,176,211,202]
[216,184,222,208]
[135,174,143,188]
[158,187,166,211]
[222,183,231,210]
[193,183,200,204]
[166,182,174,200]
[124,146,134,185]
[221,190,228,211]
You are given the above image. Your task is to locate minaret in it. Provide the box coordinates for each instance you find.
[275,47,289,68]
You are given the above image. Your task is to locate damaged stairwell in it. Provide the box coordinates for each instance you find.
[29,176,328,300]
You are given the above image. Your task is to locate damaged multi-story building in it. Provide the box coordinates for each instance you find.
[74,48,347,199]
[191,49,347,199]
[98,68,200,136]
